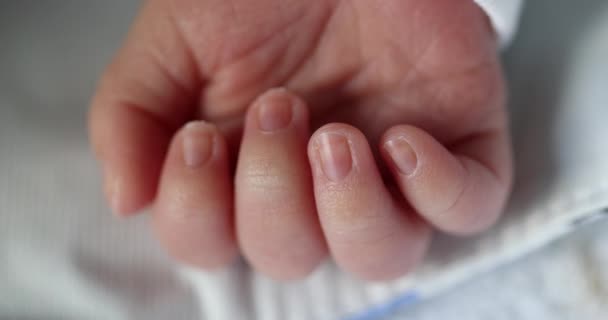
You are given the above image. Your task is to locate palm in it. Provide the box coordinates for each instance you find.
[169,0,503,151]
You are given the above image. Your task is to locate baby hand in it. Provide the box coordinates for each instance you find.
[89,0,513,281]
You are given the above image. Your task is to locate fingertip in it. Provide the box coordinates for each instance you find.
[246,87,310,136]
[177,120,228,166]
[308,123,431,280]
[153,120,237,270]
[380,125,509,235]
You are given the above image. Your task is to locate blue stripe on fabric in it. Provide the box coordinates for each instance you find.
[342,291,421,320]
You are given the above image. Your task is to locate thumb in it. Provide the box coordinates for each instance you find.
[380,125,513,235]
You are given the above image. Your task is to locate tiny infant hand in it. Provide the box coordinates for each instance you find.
[90,0,513,280]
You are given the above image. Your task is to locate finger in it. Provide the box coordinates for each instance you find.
[152,121,237,269]
[89,1,200,215]
[381,125,513,235]
[236,89,327,280]
[308,124,432,281]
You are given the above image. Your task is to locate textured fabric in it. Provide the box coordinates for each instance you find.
[2,1,608,320]
[474,0,525,46]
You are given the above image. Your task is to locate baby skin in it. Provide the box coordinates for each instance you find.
[89,0,513,281]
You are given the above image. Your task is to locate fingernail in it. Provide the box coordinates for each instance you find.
[384,138,418,176]
[317,133,353,181]
[257,90,293,132]
[182,122,214,168]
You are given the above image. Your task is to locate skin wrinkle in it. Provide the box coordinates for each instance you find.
[225,0,241,25]
[449,129,509,182]
[212,44,289,102]
[321,182,389,226]
[167,1,213,76]
[100,58,188,128]
[163,0,500,144]
[164,2,205,92]
[240,159,287,192]
[112,2,201,128]
[282,2,336,76]
[144,49,198,125]
[331,222,403,248]
[286,2,365,113]
[327,197,408,240]
[305,6,494,147]
[211,2,311,72]
[144,7,200,98]
[200,5,333,127]
[433,157,470,217]
[117,101,177,138]
[363,3,500,139]
[393,64,501,145]
[206,0,494,144]
[355,0,431,79]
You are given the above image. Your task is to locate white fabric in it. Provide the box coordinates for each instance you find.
[2,1,608,320]
[474,0,525,46]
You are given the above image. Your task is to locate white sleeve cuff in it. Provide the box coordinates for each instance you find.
[474,0,525,47]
